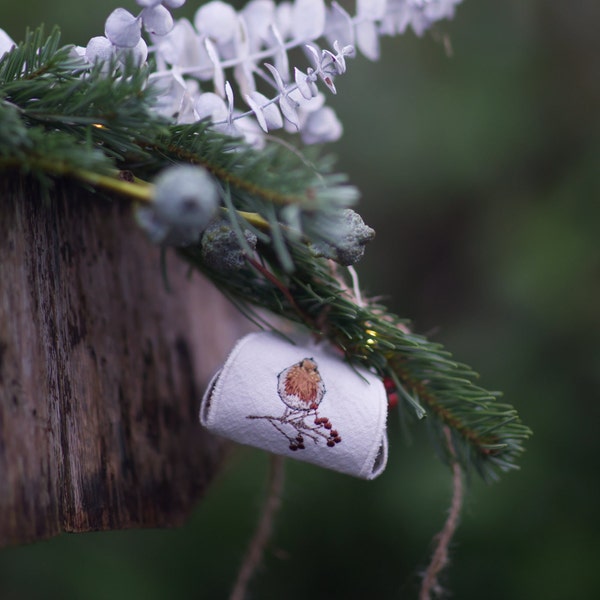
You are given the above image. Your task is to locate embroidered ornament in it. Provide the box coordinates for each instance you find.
[200,332,388,480]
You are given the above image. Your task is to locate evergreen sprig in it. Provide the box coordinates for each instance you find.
[0,28,357,268]
[1,27,168,164]
[180,237,531,483]
[0,27,531,482]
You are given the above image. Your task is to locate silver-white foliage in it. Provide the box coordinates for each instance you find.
[82,0,462,147]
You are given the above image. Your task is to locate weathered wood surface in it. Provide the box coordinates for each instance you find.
[0,177,247,547]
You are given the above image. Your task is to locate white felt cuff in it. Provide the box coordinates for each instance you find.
[200,332,388,480]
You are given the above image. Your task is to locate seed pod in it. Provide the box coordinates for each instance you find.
[310,209,375,266]
[201,218,257,271]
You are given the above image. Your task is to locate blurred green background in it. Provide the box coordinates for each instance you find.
[1,1,599,598]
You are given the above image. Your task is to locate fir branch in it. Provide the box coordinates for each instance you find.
[0,25,531,482]
[0,30,169,166]
[0,26,72,84]
[157,123,357,211]
[0,28,356,267]
[155,124,315,206]
[179,239,531,483]
[125,119,361,270]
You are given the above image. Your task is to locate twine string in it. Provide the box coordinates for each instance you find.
[419,426,464,600]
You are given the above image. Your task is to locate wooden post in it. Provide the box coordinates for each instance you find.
[0,177,247,547]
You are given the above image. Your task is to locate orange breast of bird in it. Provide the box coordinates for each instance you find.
[284,359,322,404]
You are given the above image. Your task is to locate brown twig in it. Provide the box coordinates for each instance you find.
[419,426,464,600]
[245,255,314,325]
[229,455,286,600]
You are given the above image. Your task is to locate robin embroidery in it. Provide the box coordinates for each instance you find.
[278,358,325,411]
[247,358,342,451]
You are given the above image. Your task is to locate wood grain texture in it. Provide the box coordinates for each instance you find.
[0,177,248,547]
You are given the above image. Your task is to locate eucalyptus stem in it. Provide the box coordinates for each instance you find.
[0,156,154,202]
[236,210,270,230]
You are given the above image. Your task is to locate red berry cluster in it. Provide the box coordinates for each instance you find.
[289,434,305,451]
[285,416,343,450]
[314,416,342,447]
[383,376,399,409]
